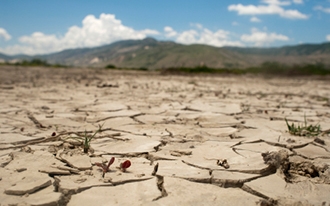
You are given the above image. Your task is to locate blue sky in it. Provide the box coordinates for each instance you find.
[0,0,330,55]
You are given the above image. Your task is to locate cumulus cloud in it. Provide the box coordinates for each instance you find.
[164,26,178,37]
[0,28,11,41]
[241,28,289,46]
[292,0,303,4]
[0,13,159,55]
[228,0,308,19]
[164,24,243,47]
[314,6,330,13]
[176,30,199,44]
[327,35,330,41]
[250,17,262,22]
[1,14,245,55]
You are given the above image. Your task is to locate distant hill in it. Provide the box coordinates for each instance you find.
[1,38,330,69]
[0,53,30,63]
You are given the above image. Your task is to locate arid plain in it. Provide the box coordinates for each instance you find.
[0,66,330,206]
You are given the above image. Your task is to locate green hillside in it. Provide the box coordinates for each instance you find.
[1,38,330,69]
[39,38,253,69]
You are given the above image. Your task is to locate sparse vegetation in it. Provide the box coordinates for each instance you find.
[247,62,330,76]
[160,62,330,76]
[160,65,244,74]
[19,59,49,66]
[66,123,104,153]
[95,157,115,178]
[105,64,149,71]
[1,58,67,68]
[285,115,321,137]
[2,56,329,76]
[94,158,132,177]
[105,64,116,69]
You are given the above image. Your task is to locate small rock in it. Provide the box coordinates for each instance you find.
[41,106,50,110]
[314,137,325,145]
[16,168,27,172]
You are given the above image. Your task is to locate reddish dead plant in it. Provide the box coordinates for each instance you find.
[119,160,131,172]
[95,157,115,178]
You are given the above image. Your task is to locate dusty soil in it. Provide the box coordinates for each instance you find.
[0,66,330,206]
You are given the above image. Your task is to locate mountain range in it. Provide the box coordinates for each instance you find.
[1,38,330,69]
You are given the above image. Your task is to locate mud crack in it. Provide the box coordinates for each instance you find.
[27,112,47,128]
[241,184,277,205]
[262,149,330,183]
[153,175,168,201]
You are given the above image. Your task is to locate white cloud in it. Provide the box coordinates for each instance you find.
[327,35,330,41]
[228,1,308,19]
[165,25,243,47]
[292,0,303,4]
[1,14,244,55]
[176,30,199,44]
[232,21,239,26]
[0,28,11,41]
[250,17,262,22]
[241,28,289,46]
[164,26,177,37]
[314,6,330,13]
[0,13,159,55]
[262,0,291,6]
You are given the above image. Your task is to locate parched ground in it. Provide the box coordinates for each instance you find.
[0,66,330,206]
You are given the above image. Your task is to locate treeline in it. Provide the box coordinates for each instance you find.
[160,62,330,76]
[247,62,330,76]
[2,58,66,68]
[2,59,329,76]
[105,64,148,71]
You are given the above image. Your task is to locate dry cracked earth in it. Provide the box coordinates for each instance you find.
[0,66,330,206]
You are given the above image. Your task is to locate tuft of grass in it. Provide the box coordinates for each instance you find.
[66,123,104,153]
[285,115,321,137]
[82,123,104,153]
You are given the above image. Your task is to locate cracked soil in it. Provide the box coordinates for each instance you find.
[0,66,330,206]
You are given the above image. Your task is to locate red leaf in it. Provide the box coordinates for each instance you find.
[121,160,131,169]
[106,157,115,170]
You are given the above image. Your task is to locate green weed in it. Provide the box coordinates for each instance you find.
[285,115,321,137]
[66,123,104,153]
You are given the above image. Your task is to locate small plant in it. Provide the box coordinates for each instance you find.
[285,115,321,137]
[66,123,104,153]
[95,157,115,178]
[119,160,131,172]
[82,123,104,153]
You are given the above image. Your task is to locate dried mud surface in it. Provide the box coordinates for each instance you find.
[1,66,330,206]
